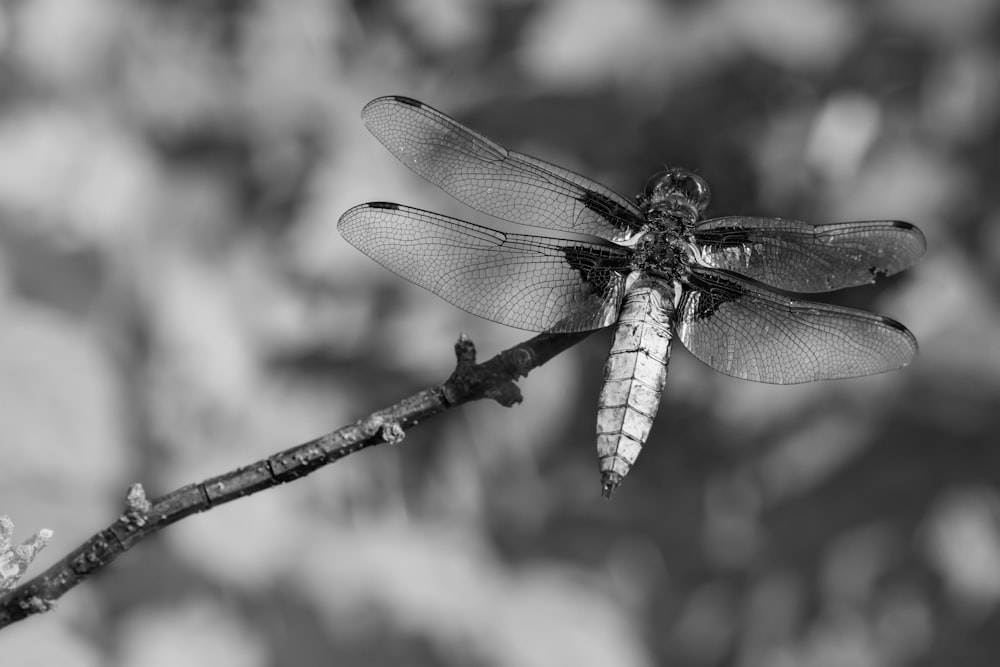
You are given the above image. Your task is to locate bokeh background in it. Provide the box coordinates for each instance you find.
[0,0,998,665]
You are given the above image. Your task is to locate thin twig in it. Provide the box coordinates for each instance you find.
[0,330,593,629]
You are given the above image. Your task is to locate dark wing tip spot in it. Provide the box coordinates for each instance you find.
[875,314,919,357]
[878,313,915,336]
[891,220,928,253]
[367,201,401,210]
[390,95,421,107]
[362,96,421,120]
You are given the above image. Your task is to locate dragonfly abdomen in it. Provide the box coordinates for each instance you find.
[596,274,677,498]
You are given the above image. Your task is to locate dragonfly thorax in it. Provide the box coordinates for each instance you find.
[630,229,695,281]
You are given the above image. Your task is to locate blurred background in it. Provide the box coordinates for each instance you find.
[0,0,998,665]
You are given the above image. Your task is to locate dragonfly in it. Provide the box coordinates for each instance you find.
[338,96,925,498]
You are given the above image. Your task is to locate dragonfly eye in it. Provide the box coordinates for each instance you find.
[644,169,712,213]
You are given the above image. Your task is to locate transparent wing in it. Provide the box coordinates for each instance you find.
[360,96,644,243]
[338,202,632,333]
[694,217,926,292]
[677,266,918,384]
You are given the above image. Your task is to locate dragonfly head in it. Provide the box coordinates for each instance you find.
[643,169,711,221]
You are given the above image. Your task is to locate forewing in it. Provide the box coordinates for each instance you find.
[676,266,918,384]
[694,217,926,292]
[360,96,644,243]
[338,202,631,333]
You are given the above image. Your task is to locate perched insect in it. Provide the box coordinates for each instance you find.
[339,96,925,497]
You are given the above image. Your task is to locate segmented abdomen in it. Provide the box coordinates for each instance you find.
[596,274,677,497]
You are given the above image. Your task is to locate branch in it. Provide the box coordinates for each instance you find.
[0,330,594,629]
